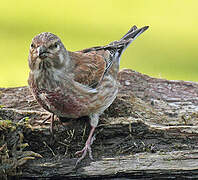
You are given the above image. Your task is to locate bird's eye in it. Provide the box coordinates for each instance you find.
[31,43,35,48]
[49,42,59,49]
[54,42,58,48]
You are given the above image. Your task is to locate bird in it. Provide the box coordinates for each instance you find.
[28,25,149,165]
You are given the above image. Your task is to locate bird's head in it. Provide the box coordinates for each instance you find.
[28,32,67,71]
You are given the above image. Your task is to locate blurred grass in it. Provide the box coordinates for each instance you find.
[0,0,198,87]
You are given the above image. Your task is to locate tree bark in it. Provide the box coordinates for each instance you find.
[0,69,198,179]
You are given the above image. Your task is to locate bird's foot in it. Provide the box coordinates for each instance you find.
[75,135,96,166]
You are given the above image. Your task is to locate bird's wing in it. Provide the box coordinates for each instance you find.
[70,25,149,88]
[69,50,109,88]
[78,26,149,74]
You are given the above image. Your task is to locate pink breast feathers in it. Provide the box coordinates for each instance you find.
[36,88,86,118]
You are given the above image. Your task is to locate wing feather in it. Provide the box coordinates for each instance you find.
[69,51,108,88]
[70,26,149,88]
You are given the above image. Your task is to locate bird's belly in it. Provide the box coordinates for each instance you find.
[36,90,89,118]
[31,75,118,118]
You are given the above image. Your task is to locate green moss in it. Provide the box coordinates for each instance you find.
[0,119,41,177]
[0,119,13,130]
[24,117,30,122]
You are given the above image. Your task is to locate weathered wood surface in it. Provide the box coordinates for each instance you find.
[0,69,198,179]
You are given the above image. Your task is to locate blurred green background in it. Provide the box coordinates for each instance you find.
[0,0,197,87]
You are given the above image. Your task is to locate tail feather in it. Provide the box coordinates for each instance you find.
[109,26,149,51]
[120,25,138,40]
[120,25,149,41]
[110,25,149,59]
[103,25,149,75]
[80,25,149,56]
[79,25,149,79]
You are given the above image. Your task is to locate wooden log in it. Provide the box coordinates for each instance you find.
[0,69,198,179]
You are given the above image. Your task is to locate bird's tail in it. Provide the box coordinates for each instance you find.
[101,25,149,74]
[109,25,149,58]
[120,25,149,42]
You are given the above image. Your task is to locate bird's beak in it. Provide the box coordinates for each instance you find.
[37,46,47,59]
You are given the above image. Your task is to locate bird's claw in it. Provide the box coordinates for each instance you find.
[75,143,93,166]
[75,135,96,166]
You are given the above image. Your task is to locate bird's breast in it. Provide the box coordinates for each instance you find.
[33,87,90,118]
[29,72,118,118]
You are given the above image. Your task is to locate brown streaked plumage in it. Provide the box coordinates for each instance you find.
[28,26,149,165]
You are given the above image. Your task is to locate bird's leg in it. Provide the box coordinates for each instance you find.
[50,114,55,135]
[75,126,96,166]
[40,114,51,124]
[75,114,99,166]
[40,113,55,135]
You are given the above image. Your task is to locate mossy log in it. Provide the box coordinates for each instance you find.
[0,69,198,179]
